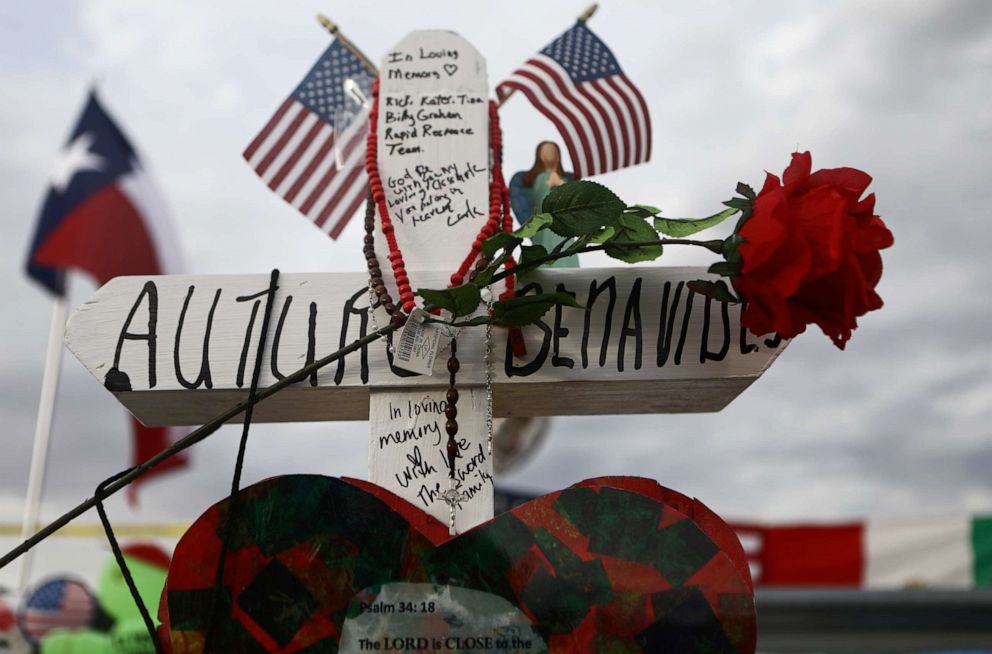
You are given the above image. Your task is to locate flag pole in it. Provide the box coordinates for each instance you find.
[16,294,68,591]
[497,3,599,108]
[316,15,379,75]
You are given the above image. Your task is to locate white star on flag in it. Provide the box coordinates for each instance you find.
[49,132,105,192]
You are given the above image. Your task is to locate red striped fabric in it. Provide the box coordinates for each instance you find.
[733,522,864,587]
[244,39,372,240]
[244,100,368,239]
[496,23,651,179]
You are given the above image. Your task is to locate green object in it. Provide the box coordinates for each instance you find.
[974,516,992,586]
[654,206,737,238]
[604,213,663,263]
[98,556,167,624]
[541,178,622,240]
[39,551,169,653]
[40,630,113,654]
[525,172,579,267]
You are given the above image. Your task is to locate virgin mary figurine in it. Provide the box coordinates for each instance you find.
[508,141,579,268]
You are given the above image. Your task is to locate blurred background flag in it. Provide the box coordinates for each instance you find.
[734,515,992,588]
[496,20,652,179]
[243,38,375,239]
[16,578,96,645]
[23,90,188,516]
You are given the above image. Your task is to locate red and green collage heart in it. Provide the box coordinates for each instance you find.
[163,476,756,653]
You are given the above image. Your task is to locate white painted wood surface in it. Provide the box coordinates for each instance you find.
[369,387,491,528]
[65,266,787,425]
[376,30,489,275]
[371,31,494,529]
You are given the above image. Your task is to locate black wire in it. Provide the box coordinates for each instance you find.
[0,318,400,574]
[203,268,280,652]
[95,469,164,654]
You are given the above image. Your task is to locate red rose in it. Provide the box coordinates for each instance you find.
[732,151,893,349]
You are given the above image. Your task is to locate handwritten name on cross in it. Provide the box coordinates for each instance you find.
[64,32,786,533]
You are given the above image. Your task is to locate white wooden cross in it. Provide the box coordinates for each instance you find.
[64,31,786,533]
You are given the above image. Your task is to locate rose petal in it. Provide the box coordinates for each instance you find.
[733,152,889,350]
[791,187,849,278]
[783,151,812,195]
[739,190,790,271]
[805,167,873,200]
[758,171,781,197]
[854,192,876,216]
[857,250,884,288]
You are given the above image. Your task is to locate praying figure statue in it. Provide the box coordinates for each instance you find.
[509,141,579,268]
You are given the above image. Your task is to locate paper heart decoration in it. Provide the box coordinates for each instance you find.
[162,476,755,653]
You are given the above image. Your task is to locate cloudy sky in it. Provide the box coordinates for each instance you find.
[1,0,991,586]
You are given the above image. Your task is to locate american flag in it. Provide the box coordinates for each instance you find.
[496,22,652,179]
[244,39,373,239]
[17,578,95,644]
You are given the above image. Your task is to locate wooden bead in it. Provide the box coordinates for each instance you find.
[382,301,395,314]
[445,420,458,437]
[446,387,459,405]
[468,270,479,282]
[446,439,459,474]
[445,405,457,420]
[402,300,416,313]
[374,284,387,297]
[364,234,375,245]
[447,357,460,374]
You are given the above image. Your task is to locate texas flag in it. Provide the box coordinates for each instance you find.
[25,90,188,501]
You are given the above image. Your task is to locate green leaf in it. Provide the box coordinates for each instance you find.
[492,292,584,327]
[654,207,738,238]
[542,180,626,237]
[472,251,508,287]
[707,260,742,277]
[416,284,481,318]
[687,279,740,303]
[723,198,750,210]
[722,234,743,263]
[733,203,753,233]
[604,213,664,263]
[567,233,592,253]
[513,212,553,239]
[517,244,549,279]
[482,232,522,258]
[736,182,757,201]
[589,226,616,244]
[625,204,661,218]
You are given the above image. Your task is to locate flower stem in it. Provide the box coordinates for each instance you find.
[488,238,717,286]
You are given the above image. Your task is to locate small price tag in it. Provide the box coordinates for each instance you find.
[393,308,442,376]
